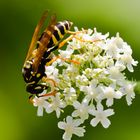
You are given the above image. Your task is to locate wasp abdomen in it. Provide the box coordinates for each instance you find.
[46,21,72,48]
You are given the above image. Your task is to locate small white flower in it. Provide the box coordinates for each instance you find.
[107,65,123,78]
[120,82,136,105]
[33,96,49,116]
[87,28,93,35]
[72,101,90,121]
[45,93,66,118]
[64,87,77,104]
[105,38,120,59]
[113,33,124,49]
[58,116,85,140]
[92,54,114,68]
[89,103,114,128]
[82,68,93,79]
[81,82,101,103]
[104,33,124,59]
[117,54,138,72]
[76,74,89,87]
[60,63,80,83]
[45,65,59,81]
[92,28,109,41]
[58,48,74,59]
[99,85,123,107]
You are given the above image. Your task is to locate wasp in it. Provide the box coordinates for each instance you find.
[22,10,75,98]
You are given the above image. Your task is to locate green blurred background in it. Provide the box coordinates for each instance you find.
[0,0,140,140]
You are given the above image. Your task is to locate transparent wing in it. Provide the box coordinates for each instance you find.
[24,10,49,64]
[32,14,57,72]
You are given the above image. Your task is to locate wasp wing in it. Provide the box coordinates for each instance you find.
[24,10,49,65]
[32,14,57,73]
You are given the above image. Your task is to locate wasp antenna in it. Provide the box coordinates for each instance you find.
[51,14,57,22]
[44,9,50,12]
[42,10,49,17]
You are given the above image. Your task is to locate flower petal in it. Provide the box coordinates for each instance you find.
[115,91,122,99]
[66,116,73,124]
[97,102,103,111]
[127,64,134,72]
[72,110,79,117]
[63,132,72,140]
[101,118,111,128]
[106,98,113,107]
[73,127,85,137]
[58,122,66,130]
[37,106,43,116]
[73,119,83,127]
[88,108,97,116]
[90,118,100,127]
[73,101,81,109]
[56,108,61,118]
[104,109,114,117]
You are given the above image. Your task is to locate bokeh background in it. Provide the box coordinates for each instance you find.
[0,0,140,140]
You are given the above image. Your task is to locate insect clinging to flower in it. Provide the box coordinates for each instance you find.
[22,10,77,99]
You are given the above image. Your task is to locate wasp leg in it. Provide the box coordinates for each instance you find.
[39,90,57,97]
[42,77,57,88]
[67,30,101,43]
[29,95,34,104]
[58,35,74,49]
[67,30,88,35]
[57,34,86,49]
[58,56,80,64]
[46,55,80,66]
[39,77,58,97]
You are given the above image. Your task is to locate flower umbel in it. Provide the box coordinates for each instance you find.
[32,27,138,140]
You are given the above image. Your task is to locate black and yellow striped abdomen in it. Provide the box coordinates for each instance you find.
[39,20,72,50]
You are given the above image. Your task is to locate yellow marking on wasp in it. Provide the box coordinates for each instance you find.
[37,41,43,47]
[28,81,35,84]
[35,86,41,90]
[24,60,32,68]
[65,21,70,29]
[24,64,30,69]
[59,22,67,33]
[54,26,63,39]
[32,49,37,57]
[46,30,52,36]
[52,34,58,44]
[25,77,29,81]
[36,73,41,78]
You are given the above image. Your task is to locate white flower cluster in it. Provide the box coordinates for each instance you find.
[32,28,138,140]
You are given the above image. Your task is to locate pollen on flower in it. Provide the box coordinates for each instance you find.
[31,27,138,140]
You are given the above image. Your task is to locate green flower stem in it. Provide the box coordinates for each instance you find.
[134,81,140,94]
